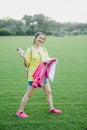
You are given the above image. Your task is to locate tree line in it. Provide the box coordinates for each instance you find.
[0,14,87,36]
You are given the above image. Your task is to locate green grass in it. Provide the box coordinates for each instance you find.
[0,36,87,130]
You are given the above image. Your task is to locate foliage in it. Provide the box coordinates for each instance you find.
[0,28,12,35]
[0,14,87,36]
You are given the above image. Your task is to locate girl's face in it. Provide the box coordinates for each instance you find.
[35,34,45,45]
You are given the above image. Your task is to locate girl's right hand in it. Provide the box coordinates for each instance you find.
[17,48,25,58]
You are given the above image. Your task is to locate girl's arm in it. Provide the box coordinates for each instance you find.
[24,57,30,67]
[17,48,30,67]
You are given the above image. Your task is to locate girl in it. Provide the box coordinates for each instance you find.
[16,32,62,118]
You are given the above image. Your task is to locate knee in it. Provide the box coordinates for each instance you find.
[25,87,34,98]
[26,92,32,98]
[46,90,52,97]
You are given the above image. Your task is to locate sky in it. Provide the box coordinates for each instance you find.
[0,0,87,23]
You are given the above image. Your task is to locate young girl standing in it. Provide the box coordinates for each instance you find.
[16,32,62,118]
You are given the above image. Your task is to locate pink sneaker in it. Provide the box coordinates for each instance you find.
[49,109,62,114]
[16,111,29,118]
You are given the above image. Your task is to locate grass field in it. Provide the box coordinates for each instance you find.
[0,35,87,130]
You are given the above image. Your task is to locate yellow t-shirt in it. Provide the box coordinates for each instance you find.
[25,46,49,81]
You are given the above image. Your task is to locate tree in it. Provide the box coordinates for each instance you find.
[22,15,33,26]
[0,14,87,36]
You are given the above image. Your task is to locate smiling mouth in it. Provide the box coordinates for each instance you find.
[38,40,43,43]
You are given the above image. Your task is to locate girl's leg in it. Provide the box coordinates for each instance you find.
[18,86,35,112]
[43,81,54,110]
[43,81,62,114]
[16,86,35,118]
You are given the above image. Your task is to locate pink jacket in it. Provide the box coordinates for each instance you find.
[32,58,57,88]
